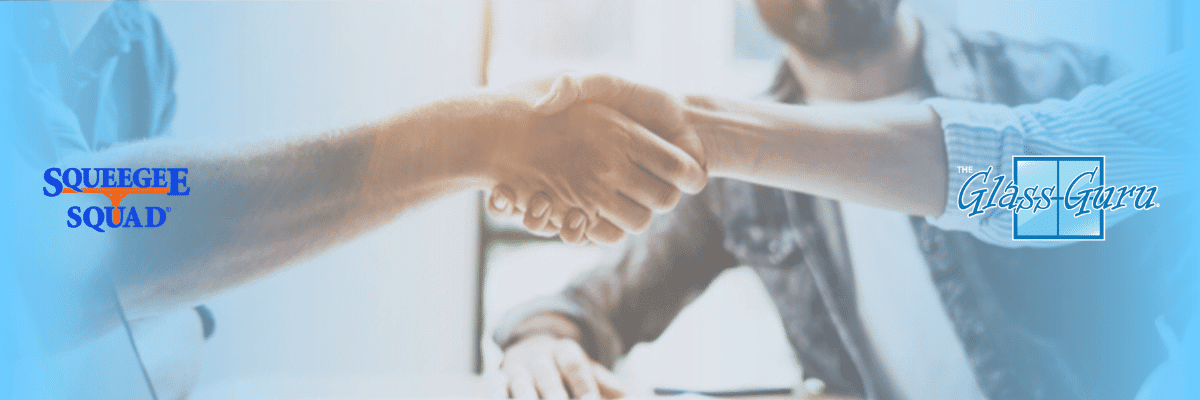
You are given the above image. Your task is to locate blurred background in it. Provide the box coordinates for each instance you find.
[102,0,1177,397]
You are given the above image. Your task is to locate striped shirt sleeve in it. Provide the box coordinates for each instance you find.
[924,54,1194,248]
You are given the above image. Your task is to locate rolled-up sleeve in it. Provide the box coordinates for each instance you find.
[925,54,1195,248]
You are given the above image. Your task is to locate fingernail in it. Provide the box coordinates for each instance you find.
[532,197,550,217]
[491,194,510,210]
[568,213,585,229]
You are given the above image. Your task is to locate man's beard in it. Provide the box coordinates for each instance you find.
[782,0,898,60]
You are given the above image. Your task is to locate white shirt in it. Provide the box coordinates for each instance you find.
[841,202,986,400]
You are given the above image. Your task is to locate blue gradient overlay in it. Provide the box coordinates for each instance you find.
[2,1,1198,399]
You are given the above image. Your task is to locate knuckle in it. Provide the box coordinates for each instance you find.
[605,124,630,144]
[627,211,652,233]
[659,155,685,176]
[523,219,552,237]
[553,341,583,358]
[596,167,621,186]
[585,219,626,244]
[590,74,627,98]
[656,187,682,209]
[486,207,505,219]
[502,363,530,379]
[684,94,716,109]
[591,73,618,87]
[488,193,511,212]
[587,230,617,244]
[559,359,585,376]
[579,101,608,115]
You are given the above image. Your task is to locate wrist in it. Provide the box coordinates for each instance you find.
[686,106,733,177]
[502,312,581,349]
[364,95,512,197]
[426,93,531,189]
[464,94,539,188]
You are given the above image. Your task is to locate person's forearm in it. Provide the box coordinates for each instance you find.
[688,100,947,216]
[75,94,516,315]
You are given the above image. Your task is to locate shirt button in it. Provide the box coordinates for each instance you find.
[803,378,826,396]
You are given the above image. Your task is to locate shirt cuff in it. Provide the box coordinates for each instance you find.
[922,98,1025,243]
[492,294,587,350]
[491,291,626,367]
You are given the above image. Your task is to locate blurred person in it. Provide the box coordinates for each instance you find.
[492,1,1194,400]
[680,54,1193,246]
[1,2,704,398]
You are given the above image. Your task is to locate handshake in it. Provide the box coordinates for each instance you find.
[477,73,711,244]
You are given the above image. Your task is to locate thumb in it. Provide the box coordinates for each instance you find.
[532,73,627,115]
[578,75,700,149]
[531,73,708,192]
[532,75,583,115]
[574,74,709,188]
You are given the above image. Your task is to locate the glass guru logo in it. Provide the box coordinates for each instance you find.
[957,156,1159,241]
[43,167,190,232]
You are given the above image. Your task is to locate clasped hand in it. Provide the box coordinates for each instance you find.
[486,74,707,244]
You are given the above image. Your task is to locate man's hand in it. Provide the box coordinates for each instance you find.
[500,334,625,399]
[486,74,708,244]
[485,99,702,243]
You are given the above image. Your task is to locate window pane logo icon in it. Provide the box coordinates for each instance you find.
[1013,156,1103,240]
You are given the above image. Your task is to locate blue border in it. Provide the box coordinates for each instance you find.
[1012,155,1105,241]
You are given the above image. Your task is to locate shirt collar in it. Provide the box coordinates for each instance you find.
[917,20,985,102]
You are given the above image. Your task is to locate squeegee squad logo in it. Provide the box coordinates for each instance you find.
[957,156,1159,241]
[43,167,190,232]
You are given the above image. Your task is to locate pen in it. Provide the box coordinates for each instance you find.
[652,387,794,397]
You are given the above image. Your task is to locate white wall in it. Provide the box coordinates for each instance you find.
[146,0,488,386]
[488,0,782,98]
